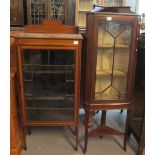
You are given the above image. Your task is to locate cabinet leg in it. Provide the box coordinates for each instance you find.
[23,127,27,150]
[137,120,145,155]
[74,126,79,151]
[124,110,129,151]
[84,110,89,154]
[137,148,144,155]
[100,110,106,138]
[120,110,123,113]
[101,110,106,125]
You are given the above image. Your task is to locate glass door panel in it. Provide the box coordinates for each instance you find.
[104,0,124,6]
[29,0,46,24]
[22,49,75,121]
[95,21,132,100]
[50,0,66,22]
[77,0,101,28]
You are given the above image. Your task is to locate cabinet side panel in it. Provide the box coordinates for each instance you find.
[85,14,95,102]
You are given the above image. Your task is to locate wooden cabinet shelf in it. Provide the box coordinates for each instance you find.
[24,70,67,74]
[96,70,127,77]
[25,96,66,101]
[22,64,75,67]
[79,10,90,13]
[95,93,122,100]
[26,109,74,121]
[26,107,74,110]
[98,44,130,49]
[25,90,74,100]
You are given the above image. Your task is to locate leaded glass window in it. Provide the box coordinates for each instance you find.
[30,0,46,24]
[50,0,66,22]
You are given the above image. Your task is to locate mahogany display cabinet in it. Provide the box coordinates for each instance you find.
[83,11,139,153]
[14,20,83,150]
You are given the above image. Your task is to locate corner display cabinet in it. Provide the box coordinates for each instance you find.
[14,20,82,150]
[83,11,139,153]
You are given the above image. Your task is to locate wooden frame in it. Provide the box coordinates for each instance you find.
[10,34,26,154]
[85,13,139,104]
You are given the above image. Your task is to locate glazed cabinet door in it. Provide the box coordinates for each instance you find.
[10,0,24,26]
[20,49,76,122]
[94,17,137,101]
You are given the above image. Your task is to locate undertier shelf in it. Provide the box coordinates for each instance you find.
[88,124,123,137]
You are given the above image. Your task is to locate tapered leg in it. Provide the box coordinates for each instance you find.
[120,110,123,113]
[101,110,106,125]
[100,110,107,138]
[23,127,27,150]
[84,110,90,153]
[74,126,79,151]
[137,120,145,155]
[124,110,129,151]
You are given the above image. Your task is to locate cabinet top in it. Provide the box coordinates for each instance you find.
[86,12,139,16]
[11,32,83,40]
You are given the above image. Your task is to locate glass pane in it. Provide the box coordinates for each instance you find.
[95,21,132,100]
[22,49,75,121]
[78,0,101,27]
[104,0,124,6]
[30,0,46,24]
[50,0,66,22]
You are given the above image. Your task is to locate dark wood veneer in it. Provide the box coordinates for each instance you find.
[83,11,140,153]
